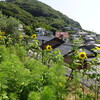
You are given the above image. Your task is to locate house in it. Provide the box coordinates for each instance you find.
[38,36,97,69]
[18,24,24,31]
[71,27,78,31]
[36,35,54,46]
[38,37,65,50]
[64,27,71,30]
[35,28,53,36]
[85,41,95,45]
[77,31,87,36]
[55,32,68,41]
[63,45,97,69]
[70,34,80,40]
[84,35,95,44]
[94,44,100,48]
[13,24,26,38]
[64,27,79,32]
[55,42,73,55]
[35,28,45,35]
[45,31,53,36]
[14,24,24,34]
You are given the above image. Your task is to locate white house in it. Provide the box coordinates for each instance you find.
[35,28,45,35]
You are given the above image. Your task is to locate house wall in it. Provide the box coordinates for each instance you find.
[64,55,90,70]
[55,32,68,39]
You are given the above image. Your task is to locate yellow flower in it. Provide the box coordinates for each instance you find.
[78,52,87,59]
[31,34,36,39]
[95,47,100,50]
[58,82,62,87]
[0,36,3,40]
[46,45,52,51]
[19,35,23,39]
[1,32,5,35]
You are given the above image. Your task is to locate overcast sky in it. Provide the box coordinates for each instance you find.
[38,0,100,34]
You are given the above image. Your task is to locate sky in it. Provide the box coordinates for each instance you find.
[38,0,100,34]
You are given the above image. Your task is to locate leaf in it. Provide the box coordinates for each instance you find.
[2,93,8,99]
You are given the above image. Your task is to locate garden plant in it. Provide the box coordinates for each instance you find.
[0,30,100,100]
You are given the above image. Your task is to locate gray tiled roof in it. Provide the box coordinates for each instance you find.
[56,44,72,55]
[37,36,97,57]
[37,35,54,41]
[37,36,54,45]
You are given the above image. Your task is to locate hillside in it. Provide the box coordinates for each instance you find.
[0,0,82,33]
[0,1,34,25]
[0,1,99,100]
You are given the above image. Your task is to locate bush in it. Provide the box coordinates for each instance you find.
[0,11,20,35]
[40,86,56,100]
[28,92,40,100]
[0,42,67,100]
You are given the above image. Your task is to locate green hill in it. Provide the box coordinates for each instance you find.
[0,0,82,32]
[0,1,34,25]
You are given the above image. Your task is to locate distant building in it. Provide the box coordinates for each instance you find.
[35,28,53,36]
[39,36,97,69]
[71,27,78,31]
[84,35,95,45]
[94,44,100,48]
[18,24,24,31]
[55,32,68,40]
[39,37,65,50]
[35,28,45,35]
[77,31,87,36]
[64,27,71,30]
[63,45,97,69]
[64,27,79,32]
[45,31,53,36]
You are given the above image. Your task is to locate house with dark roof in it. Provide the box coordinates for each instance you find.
[41,37,65,50]
[63,45,97,69]
[35,28,53,36]
[37,35,54,45]
[38,36,97,69]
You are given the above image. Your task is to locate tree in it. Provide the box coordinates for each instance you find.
[0,11,20,35]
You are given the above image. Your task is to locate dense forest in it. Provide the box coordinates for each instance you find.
[0,0,82,34]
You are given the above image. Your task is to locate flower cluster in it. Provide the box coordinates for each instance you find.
[95,47,100,50]
[46,45,52,51]
[1,32,5,35]
[19,35,23,39]
[58,82,62,87]
[31,34,36,39]
[0,35,3,40]
[78,52,87,59]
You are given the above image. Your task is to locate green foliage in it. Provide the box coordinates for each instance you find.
[23,25,34,35]
[0,1,34,25]
[1,0,82,32]
[0,30,99,100]
[15,44,27,61]
[28,91,40,100]
[40,86,56,100]
[0,11,20,35]
[0,36,67,100]
[0,1,99,99]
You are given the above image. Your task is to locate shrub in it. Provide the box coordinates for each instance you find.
[40,86,56,100]
[0,11,20,35]
[28,92,40,100]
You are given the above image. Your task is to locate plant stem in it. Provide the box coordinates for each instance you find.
[67,68,74,81]
[42,40,44,63]
[82,60,85,100]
